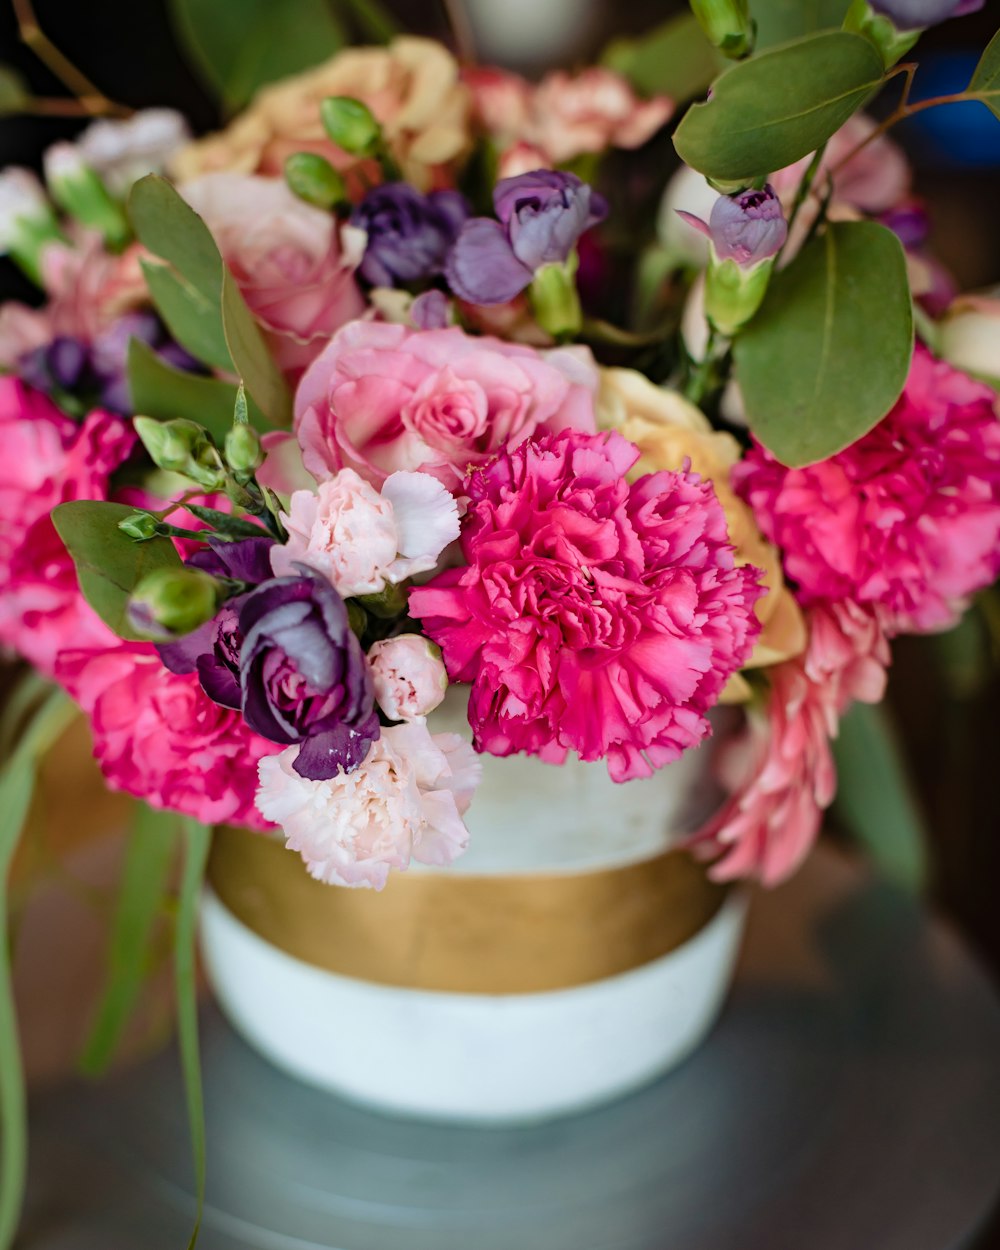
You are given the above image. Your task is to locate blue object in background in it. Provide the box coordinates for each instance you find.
[902,52,1000,168]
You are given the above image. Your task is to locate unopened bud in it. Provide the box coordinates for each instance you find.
[357,582,408,620]
[346,599,368,639]
[127,567,220,639]
[319,97,381,157]
[690,0,756,58]
[134,415,225,489]
[118,510,160,541]
[225,421,264,479]
[284,152,347,210]
[529,255,583,341]
[43,142,130,248]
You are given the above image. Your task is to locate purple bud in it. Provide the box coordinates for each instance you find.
[410,288,452,330]
[680,184,787,268]
[350,183,469,287]
[880,203,930,250]
[869,0,982,29]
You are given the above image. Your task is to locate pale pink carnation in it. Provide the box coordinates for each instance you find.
[693,600,890,885]
[410,429,763,782]
[294,321,598,489]
[255,722,480,888]
[270,467,459,595]
[465,66,672,165]
[182,173,365,378]
[736,347,1000,634]
[368,635,448,722]
[57,643,274,830]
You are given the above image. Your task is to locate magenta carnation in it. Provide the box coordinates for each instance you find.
[409,429,763,782]
[736,347,1000,633]
[57,643,275,830]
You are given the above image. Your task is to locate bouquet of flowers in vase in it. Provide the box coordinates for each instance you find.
[1,0,1000,1237]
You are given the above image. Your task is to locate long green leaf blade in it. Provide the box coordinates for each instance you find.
[221,268,291,427]
[176,819,211,1250]
[79,804,178,1077]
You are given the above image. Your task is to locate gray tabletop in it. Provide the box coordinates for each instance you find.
[19,848,1000,1250]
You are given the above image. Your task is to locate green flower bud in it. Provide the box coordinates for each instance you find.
[346,599,368,639]
[319,97,382,157]
[704,255,775,338]
[842,0,920,67]
[133,416,226,490]
[118,511,160,541]
[127,567,220,640]
[690,0,756,58]
[357,582,409,620]
[529,255,583,341]
[284,152,347,210]
[43,143,130,249]
[225,422,265,478]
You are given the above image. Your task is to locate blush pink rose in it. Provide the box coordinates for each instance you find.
[256,722,480,888]
[770,115,910,217]
[294,321,598,488]
[182,173,366,378]
[368,635,448,721]
[57,643,275,830]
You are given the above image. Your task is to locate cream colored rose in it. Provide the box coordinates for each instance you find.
[170,38,472,191]
[597,367,806,694]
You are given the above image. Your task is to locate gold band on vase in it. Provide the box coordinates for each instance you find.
[208,825,730,995]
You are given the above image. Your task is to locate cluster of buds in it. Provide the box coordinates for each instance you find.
[283,96,385,211]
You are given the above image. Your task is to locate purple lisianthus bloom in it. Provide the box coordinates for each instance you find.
[158,535,276,710]
[445,169,607,305]
[678,184,787,269]
[350,183,469,287]
[239,567,378,780]
[869,0,982,30]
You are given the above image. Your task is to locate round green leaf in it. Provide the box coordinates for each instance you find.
[673,31,885,182]
[968,27,1000,122]
[733,221,913,467]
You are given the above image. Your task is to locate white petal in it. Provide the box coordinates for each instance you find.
[381,470,460,577]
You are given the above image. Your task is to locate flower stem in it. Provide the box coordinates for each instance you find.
[12,0,131,118]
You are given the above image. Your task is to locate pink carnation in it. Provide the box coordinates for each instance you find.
[692,600,890,886]
[409,429,764,782]
[0,381,135,674]
[293,321,598,489]
[57,643,275,830]
[736,347,1000,633]
[256,722,481,889]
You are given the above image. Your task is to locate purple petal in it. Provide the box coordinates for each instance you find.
[196,654,242,709]
[445,218,532,305]
[156,619,216,674]
[292,713,381,780]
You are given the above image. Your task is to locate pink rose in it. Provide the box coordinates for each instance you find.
[270,467,459,596]
[368,635,448,721]
[57,643,275,830]
[182,173,366,378]
[256,721,480,888]
[40,232,148,343]
[294,321,598,488]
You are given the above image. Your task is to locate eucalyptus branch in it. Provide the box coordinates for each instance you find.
[12,0,131,118]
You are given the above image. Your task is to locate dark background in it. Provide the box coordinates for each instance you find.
[1,0,999,978]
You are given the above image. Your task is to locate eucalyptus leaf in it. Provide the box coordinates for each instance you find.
[129,176,222,301]
[169,0,345,110]
[140,261,233,372]
[968,28,1000,121]
[79,804,177,1077]
[752,0,852,49]
[673,31,885,182]
[733,221,913,466]
[0,65,30,116]
[221,268,291,426]
[52,500,183,640]
[602,14,723,104]
[832,701,928,893]
[184,505,266,539]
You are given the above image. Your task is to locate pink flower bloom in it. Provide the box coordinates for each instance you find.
[294,321,598,488]
[409,429,763,782]
[57,643,275,830]
[368,634,448,721]
[770,115,910,217]
[255,722,480,888]
[182,173,366,378]
[736,347,1000,633]
[41,231,148,343]
[693,600,890,886]
[270,467,459,596]
[465,66,672,166]
[0,381,135,674]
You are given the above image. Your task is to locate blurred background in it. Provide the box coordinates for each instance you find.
[0,0,998,986]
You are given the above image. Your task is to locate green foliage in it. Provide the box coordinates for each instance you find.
[219,267,291,428]
[127,339,263,442]
[832,701,928,892]
[169,0,346,111]
[0,66,30,117]
[673,31,884,182]
[52,501,183,640]
[79,804,178,1076]
[752,0,852,49]
[733,221,912,466]
[968,28,1000,122]
[602,14,724,103]
[140,261,233,372]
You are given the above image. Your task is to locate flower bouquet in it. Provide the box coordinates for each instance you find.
[2,0,1000,1240]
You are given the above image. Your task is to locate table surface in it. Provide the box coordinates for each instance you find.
[18,848,1000,1250]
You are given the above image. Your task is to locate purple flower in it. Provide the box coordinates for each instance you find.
[869,0,982,29]
[350,183,469,287]
[446,169,607,305]
[239,568,378,780]
[678,184,787,268]
[158,535,276,710]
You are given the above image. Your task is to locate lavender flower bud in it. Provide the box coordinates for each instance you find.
[350,183,469,287]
